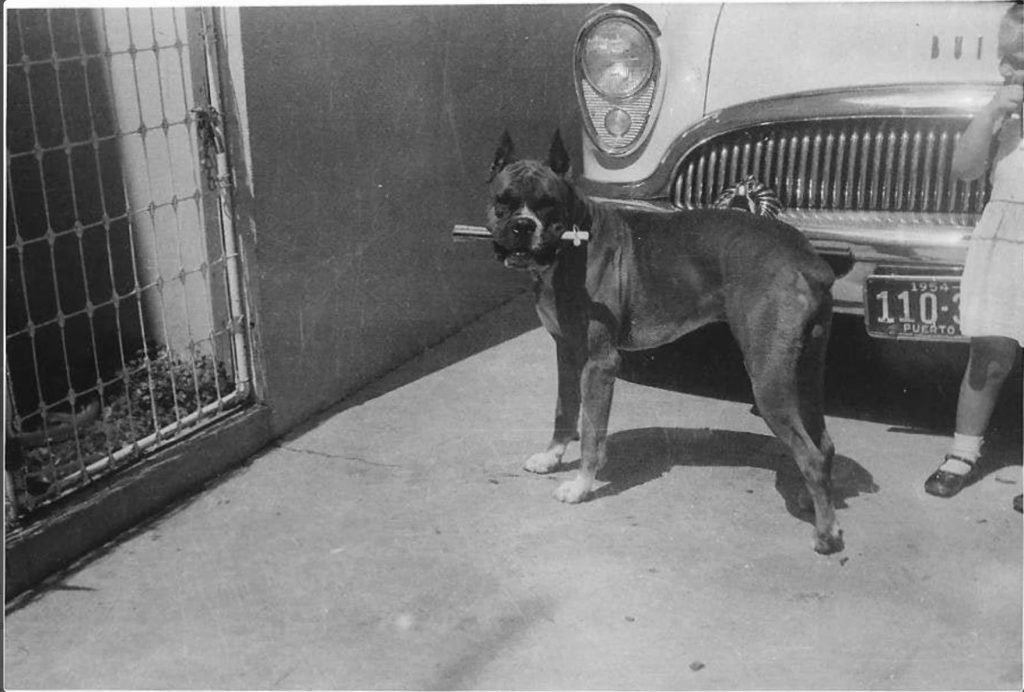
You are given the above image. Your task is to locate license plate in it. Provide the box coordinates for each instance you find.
[864,275,963,340]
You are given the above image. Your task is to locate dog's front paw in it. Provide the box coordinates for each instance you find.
[524,450,562,474]
[553,475,592,504]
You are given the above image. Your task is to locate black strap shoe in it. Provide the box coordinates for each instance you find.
[924,454,976,498]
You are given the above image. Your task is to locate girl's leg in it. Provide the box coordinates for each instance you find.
[925,336,1020,498]
[955,336,1020,435]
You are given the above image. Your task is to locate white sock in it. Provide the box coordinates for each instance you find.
[950,433,983,461]
[940,434,983,474]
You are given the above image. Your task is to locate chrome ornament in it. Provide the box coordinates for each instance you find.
[713,176,783,218]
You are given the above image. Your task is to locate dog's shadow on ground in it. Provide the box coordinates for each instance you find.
[612,318,1021,497]
[565,427,879,522]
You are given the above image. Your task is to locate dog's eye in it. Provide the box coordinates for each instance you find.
[493,204,510,217]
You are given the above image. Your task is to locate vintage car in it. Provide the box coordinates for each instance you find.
[572,1,1012,346]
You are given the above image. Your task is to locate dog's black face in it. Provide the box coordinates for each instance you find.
[486,131,575,271]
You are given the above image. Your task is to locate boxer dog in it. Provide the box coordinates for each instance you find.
[486,131,843,554]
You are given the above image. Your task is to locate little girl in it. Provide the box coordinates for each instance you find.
[924,2,1024,511]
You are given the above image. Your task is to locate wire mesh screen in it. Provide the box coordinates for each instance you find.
[5,7,250,527]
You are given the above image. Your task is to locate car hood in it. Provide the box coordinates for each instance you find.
[704,2,1006,114]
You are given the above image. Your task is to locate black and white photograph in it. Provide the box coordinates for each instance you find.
[4,1,1022,689]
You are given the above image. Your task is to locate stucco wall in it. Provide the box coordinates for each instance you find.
[236,5,595,435]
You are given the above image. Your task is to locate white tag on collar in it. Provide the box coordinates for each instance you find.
[560,226,590,246]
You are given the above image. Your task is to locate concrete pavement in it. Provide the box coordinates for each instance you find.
[5,293,1022,690]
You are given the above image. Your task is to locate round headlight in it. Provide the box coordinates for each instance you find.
[580,17,655,100]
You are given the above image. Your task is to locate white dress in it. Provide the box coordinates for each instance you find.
[958,116,1024,346]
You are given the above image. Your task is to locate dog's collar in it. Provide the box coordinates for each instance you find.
[560,225,590,247]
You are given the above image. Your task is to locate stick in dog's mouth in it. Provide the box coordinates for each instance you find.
[451,224,589,245]
[453,224,587,270]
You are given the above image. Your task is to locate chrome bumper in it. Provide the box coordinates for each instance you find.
[781,209,970,315]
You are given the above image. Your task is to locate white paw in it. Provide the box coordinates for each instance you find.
[553,475,591,504]
[524,450,562,474]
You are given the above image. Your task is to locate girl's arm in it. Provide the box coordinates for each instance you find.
[951,84,1023,181]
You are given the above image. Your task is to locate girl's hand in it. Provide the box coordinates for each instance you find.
[988,83,1023,116]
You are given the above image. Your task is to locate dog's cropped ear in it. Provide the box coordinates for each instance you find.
[547,129,572,177]
[488,130,516,183]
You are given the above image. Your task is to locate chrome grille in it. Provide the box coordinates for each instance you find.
[671,118,990,219]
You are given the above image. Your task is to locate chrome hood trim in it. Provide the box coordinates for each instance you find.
[582,83,999,201]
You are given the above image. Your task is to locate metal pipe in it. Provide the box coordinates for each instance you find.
[808,133,821,208]
[5,371,20,525]
[921,129,936,212]
[908,129,923,211]
[868,131,883,210]
[200,8,251,398]
[935,130,950,212]
[53,390,245,494]
[894,129,909,210]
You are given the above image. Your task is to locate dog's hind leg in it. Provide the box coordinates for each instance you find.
[746,301,843,554]
[525,338,584,474]
[797,297,839,541]
[754,379,842,554]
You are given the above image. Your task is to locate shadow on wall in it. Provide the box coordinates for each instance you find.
[6,8,142,416]
[6,7,227,424]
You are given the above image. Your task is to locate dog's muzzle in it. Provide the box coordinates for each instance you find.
[493,215,544,269]
[493,235,559,270]
[510,217,537,236]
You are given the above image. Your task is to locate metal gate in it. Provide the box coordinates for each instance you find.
[5,7,251,528]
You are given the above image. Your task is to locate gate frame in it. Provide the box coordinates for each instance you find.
[5,7,271,601]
